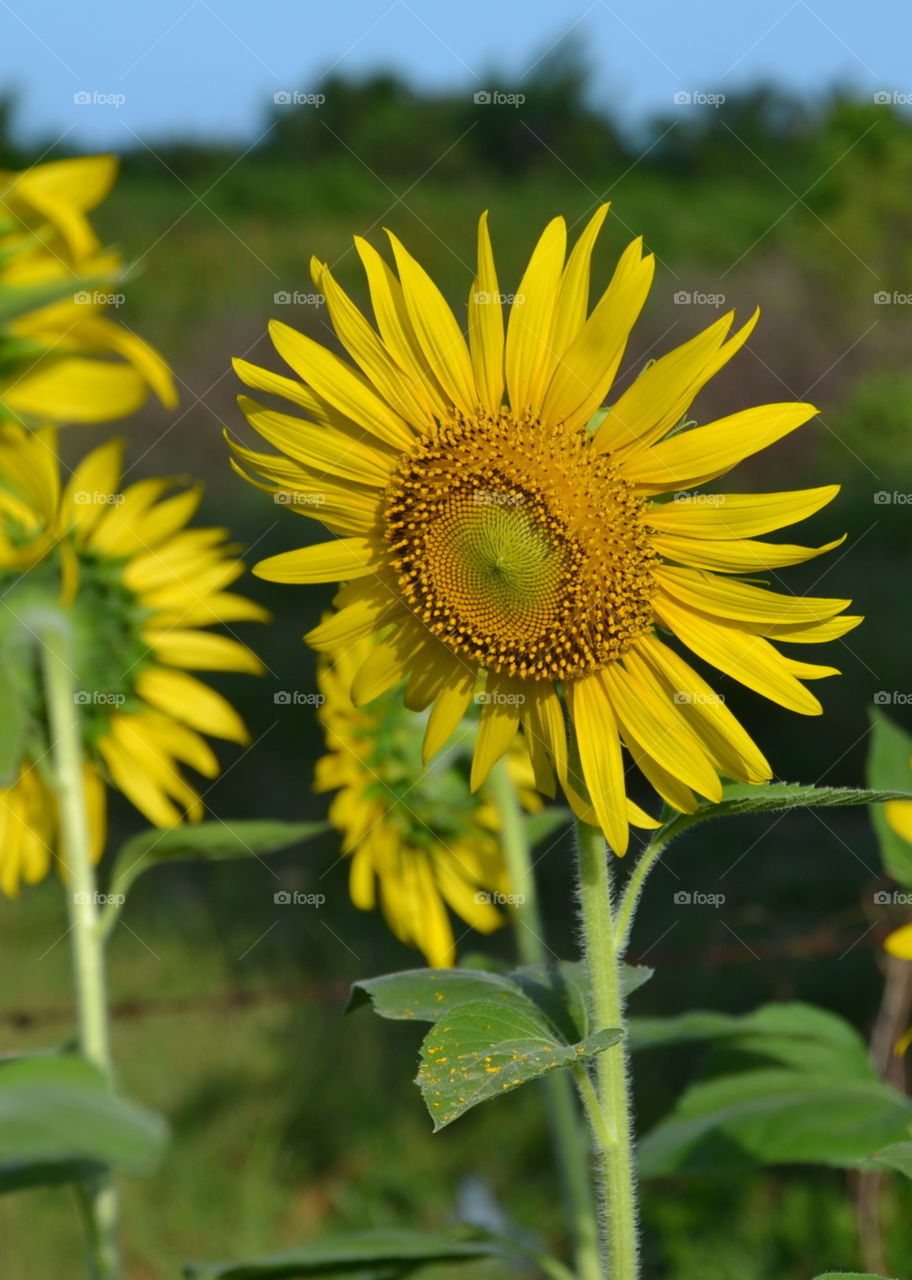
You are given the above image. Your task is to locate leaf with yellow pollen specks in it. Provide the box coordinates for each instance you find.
[348,962,648,1130]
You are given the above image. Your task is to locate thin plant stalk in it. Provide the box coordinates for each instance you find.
[575,818,639,1279]
[489,761,602,1280]
[41,616,120,1280]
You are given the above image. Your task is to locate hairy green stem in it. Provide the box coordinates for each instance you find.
[42,618,120,1280]
[489,761,602,1280]
[575,818,639,1280]
[613,813,695,953]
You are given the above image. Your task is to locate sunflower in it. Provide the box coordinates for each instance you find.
[229,207,860,854]
[883,798,912,969]
[1,155,177,425]
[315,631,539,967]
[0,425,266,894]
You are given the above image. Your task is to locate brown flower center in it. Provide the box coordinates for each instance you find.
[384,408,657,680]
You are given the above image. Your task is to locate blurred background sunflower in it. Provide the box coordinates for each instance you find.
[315,629,540,967]
[1,154,176,426]
[0,424,265,894]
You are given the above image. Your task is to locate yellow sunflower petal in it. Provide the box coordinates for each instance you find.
[254,536,385,584]
[505,216,567,410]
[305,591,402,652]
[4,358,153,424]
[61,437,124,535]
[467,210,505,415]
[136,668,249,743]
[884,924,912,961]
[622,731,699,814]
[636,636,771,784]
[144,628,263,674]
[87,477,172,554]
[541,239,654,432]
[423,667,478,764]
[654,531,845,573]
[566,674,628,854]
[404,641,471,713]
[524,685,569,793]
[550,204,611,359]
[268,319,414,450]
[469,674,524,791]
[387,231,478,416]
[601,663,722,802]
[646,486,840,539]
[353,235,450,421]
[886,799,912,843]
[350,622,427,706]
[98,728,182,828]
[655,565,849,626]
[313,260,434,431]
[654,592,823,715]
[621,402,818,493]
[598,308,760,457]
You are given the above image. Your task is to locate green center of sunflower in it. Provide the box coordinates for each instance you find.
[384,408,658,680]
[353,689,494,848]
[0,543,151,752]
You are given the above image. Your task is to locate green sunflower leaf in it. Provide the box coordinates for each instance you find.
[417,997,620,1130]
[866,710,912,886]
[0,1053,167,1194]
[349,962,647,1130]
[664,781,912,839]
[636,1002,912,1178]
[105,819,328,913]
[638,1068,912,1178]
[182,1226,575,1280]
[350,960,650,1043]
[855,1140,912,1180]
[629,1001,873,1077]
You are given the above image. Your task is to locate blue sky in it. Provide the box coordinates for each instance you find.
[1,0,909,149]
